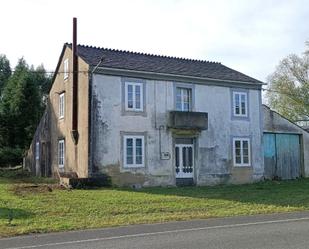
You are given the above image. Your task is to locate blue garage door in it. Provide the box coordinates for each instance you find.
[264,133,301,180]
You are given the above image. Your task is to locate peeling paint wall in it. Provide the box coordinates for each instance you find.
[91,74,264,186]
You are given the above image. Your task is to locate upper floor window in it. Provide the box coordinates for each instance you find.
[59,93,65,119]
[64,59,69,80]
[123,135,145,168]
[233,138,250,167]
[233,91,248,117]
[58,139,65,168]
[125,82,143,111]
[176,87,192,111]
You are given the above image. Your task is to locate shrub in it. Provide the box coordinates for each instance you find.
[0,147,23,168]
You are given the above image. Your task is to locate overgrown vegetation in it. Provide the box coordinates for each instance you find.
[0,55,51,167]
[266,41,309,121]
[1,171,309,237]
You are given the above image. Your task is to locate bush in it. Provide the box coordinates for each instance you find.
[0,147,23,168]
[69,175,112,189]
[0,168,30,178]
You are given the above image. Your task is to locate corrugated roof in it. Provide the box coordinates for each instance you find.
[67,43,263,84]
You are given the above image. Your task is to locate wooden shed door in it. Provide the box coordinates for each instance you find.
[264,133,301,180]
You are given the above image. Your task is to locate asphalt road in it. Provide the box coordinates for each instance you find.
[2,212,309,249]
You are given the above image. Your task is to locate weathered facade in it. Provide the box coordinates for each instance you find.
[25,45,90,179]
[48,47,90,178]
[26,43,271,186]
[91,74,264,186]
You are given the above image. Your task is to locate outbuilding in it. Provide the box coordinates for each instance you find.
[263,105,309,180]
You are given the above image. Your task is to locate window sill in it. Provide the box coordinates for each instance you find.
[233,165,252,168]
[123,165,145,169]
[231,115,250,121]
[125,108,143,112]
[122,110,147,117]
[233,114,248,117]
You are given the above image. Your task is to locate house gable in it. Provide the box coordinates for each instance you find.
[28,45,91,178]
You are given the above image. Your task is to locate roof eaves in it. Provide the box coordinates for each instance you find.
[95,66,266,87]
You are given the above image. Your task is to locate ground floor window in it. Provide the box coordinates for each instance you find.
[58,139,65,168]
[123,135,145,168]
[233,137,250,166]
[35,142,40,160]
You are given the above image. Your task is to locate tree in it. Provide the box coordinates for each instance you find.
[0,57,50,166]
[0,54,11,96]
[34,64,52,96]
[266,43,309,121]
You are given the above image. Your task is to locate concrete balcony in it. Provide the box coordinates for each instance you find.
[168,111,208,130]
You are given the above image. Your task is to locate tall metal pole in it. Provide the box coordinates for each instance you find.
[72,17,79,144]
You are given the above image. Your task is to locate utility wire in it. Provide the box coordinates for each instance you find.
[6,69,309,99]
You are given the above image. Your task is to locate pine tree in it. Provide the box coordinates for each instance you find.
[0,58,50,166]
[0,54,11,96]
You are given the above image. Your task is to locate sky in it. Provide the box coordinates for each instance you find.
[1,0,309,82]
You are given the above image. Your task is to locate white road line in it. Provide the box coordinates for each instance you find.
[5,216,309,249]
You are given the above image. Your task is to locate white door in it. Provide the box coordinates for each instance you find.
[175,144,194,178]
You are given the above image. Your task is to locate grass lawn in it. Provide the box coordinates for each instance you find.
[1,171,309,237]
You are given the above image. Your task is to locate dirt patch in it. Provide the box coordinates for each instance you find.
[11,184,65,196]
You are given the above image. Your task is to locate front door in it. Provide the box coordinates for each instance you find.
[175,144,194,179]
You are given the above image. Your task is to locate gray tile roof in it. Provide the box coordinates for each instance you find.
[67,43,263,84]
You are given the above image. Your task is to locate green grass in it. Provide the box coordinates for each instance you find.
[1,172,309,237]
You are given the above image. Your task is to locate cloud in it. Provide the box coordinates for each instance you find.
[1,0,308,82]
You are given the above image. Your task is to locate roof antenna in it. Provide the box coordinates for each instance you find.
[91,56,105,74]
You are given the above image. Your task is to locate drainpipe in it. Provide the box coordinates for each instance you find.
[71,17,79,144]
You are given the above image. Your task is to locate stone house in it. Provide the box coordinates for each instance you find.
[25,41,269,187]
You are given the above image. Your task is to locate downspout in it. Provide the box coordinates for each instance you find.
[154,81,163,159]
[154,81,168,160]
[71,17,79,144]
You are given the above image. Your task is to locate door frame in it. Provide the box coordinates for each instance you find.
[175,143,194,178]
[173,137,196,185]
